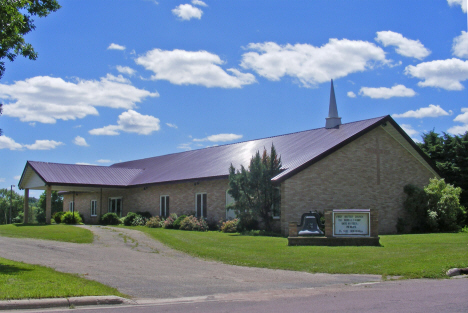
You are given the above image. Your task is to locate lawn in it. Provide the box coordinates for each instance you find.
[135,227,468,279]
[0,224,93,243]
[0,257,126,300]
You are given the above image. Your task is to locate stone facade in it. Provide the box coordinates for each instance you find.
[63,178,231,224]
[280,125,436,235]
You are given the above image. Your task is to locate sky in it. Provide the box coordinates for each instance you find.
[0,0,467,198]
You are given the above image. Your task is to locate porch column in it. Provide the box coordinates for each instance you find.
[46,185,52,224]
[23,189,29,224]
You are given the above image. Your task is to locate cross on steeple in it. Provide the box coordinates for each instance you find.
[325,79,342,129]
[365,137,389,185]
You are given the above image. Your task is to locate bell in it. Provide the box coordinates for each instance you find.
[298,211,324,236]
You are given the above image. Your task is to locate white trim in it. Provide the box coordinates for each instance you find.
[195,192,207,218]
[160,195,169,217]
[108,197,123,217]
[90,200,97,216]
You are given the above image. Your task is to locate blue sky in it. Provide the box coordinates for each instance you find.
[1,0,467,197]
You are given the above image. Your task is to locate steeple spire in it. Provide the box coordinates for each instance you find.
[325,79,342,129]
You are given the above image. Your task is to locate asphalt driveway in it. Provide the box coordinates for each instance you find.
[0,226,381,299]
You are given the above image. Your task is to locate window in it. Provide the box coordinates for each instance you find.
[69,201,74,212]
[108,197,122,217]
[196,193,207,218]
[225,190,236,220]
[160,195,169,218]
[90,200,97,217]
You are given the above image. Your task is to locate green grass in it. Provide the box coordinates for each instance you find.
[0,257,126,300]
[134,227,468,279]
[0,224,94,244]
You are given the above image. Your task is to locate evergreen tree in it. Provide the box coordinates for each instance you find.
[418,131,468,209]
[228,145,282,231]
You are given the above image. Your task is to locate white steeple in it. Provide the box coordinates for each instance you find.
[325,79,342,129]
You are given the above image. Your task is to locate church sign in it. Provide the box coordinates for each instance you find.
[333,209,370,237]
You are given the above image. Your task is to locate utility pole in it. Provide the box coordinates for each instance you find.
[9,185,15,224]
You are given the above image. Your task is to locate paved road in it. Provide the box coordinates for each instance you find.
[0,226,381,299]
[7,278,468,313]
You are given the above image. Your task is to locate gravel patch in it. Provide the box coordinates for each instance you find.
[0,226,381,299]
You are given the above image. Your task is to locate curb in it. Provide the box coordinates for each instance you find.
[0,296,131,311]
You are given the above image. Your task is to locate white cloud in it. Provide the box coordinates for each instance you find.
[193,133,243,142]
[375,31,430,60]
[240,39,387,88]
[359,84,416,99]
[400,124,418,137]
[453,108,468,124]
[166,123,178,129]
[75,162,96,166]
[116,65,136,76]
[97,159,111,163]
[14,175,21,180]
[0,136,23,150]
[453,31,468,59]
[405,58,468,90]
[0,178,5,183]
[448,108,468,134]
[448,0,467,12]
[172,4,203,20]
[0,75,158,124]
[89,110,161,136]
[108,43,126,50]
[25,140,64,150]
[177,142,192,150]
[135,49,256,88]
[392,104,451,119]
[73,136,89,147]
[192,0,207,6]
[347,91,356,98]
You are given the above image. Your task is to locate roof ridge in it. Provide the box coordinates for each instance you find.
[112,115,389,166]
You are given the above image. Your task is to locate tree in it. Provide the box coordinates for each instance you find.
[0,188,24,224]
[228,145,282,231]
[0,0,61,79]
[36,190,63,223]
[418,130,468,209]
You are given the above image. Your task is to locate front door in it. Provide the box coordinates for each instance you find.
[108,197,122,217]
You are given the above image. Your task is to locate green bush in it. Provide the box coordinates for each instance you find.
[100,213,121,225]
[173,214,186,229]
[123,212,138,226]
[403,178,466,233]
[221,219,239,233]
[53,211,65,224]
[146,216,162,228]
[236,213,258,232]
[61,211,82,224]
[179,215,208,231]
[132,215,148,226]
[163,215,175,229]
[136,211,152,219]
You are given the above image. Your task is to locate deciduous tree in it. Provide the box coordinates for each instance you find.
[0,0,61,79]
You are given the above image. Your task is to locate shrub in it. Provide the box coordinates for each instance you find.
[221,219,239,233]
[61,211,83,224]
[136,211,152,219]
[132,215,148,226]
[146,216,162,228]
[100,213,121,225]
[206,217,221,231]
[179,215,208,231]
[236,213,258,232]
[123,212,138,226]
[163,216,175,229]
[173,215,186,229]
[53,211,65,224]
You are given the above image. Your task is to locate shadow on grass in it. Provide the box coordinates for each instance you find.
[0,263,33,275]
[13,224,49,227]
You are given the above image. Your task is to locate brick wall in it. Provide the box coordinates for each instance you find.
[280,125,436,235]
[63,178,230,224]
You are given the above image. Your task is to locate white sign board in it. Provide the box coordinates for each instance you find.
[333,211,370,236]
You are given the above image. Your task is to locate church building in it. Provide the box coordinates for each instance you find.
[18,81,439,235]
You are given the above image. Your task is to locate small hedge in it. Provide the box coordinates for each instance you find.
[53,212,65,224]
[221,219,239,233]
[61,211,82,224]
[100,213,121,225]
[179,215,208,231]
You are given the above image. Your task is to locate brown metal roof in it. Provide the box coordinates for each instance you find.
[21,115,403,189]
